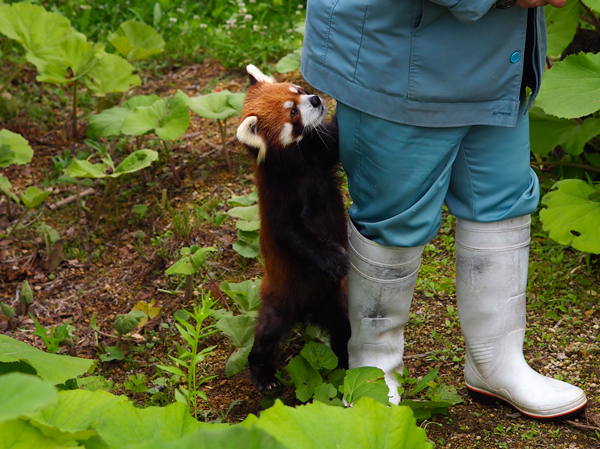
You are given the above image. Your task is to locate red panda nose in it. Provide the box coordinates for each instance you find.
[309,95,321,107]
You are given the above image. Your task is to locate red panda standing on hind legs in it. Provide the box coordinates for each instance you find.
[236,65,351,392]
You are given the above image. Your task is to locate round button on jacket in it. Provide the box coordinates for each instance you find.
[510,52,521,63]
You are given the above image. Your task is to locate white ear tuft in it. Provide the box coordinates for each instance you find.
[246,64,276,85]
[237,116,267,164]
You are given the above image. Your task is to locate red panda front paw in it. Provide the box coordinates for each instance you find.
[319,242,350,280]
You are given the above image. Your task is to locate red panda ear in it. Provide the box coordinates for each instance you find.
[237,116,267,164]
[246,64,275,86]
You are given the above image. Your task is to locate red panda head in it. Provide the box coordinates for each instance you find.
[236,64,326,164]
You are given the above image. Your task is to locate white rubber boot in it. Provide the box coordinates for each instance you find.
[456,215,587,419]
[347,220,423,405]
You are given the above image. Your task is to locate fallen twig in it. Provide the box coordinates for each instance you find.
[49,188,95,210]
[565,420,600,431]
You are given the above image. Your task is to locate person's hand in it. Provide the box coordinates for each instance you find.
[517,0,566,8]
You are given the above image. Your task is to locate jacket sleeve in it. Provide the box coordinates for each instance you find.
[428,0,497,24]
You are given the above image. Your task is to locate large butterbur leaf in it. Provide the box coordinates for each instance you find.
[529,106,600,156]
[536,52,600,119]
[342,366,390,406]
[108,20,165,61]
[219,279,261,315]
[540,179,600,254]
[122,96,190,141]
[20,186,51,209]
[177,90,243,120]
[545,0,579,57]
[68,150,158,178]
[0,335,94,385]
[215,315,255,377]
[0,419,64,449]
[37,36,101,84]
[84,52,141,96]
[86,95,160,139]
[0,3,78,71]
[245,398,433,449]
[114,149,159,175]
[0,373,57,424]
[0,129,33,167]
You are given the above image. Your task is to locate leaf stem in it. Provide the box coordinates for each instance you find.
[72,80,78,139]
[162,140,181,185]
[579,0,600,37]
[0,60,27,95]
[92,177,114,228]
[217,119,233,172]
[6,207,29,238]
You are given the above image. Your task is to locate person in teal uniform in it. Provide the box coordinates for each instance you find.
[301,0,587,419]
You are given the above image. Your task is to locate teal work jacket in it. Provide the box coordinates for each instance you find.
[301,0,547,128]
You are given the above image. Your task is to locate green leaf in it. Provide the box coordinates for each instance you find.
[20,281,33,305]
[227,205,260,231]
[165,246,216,275]
[227,92,246,115]
[583,0,600,12]
[37,36,101,84]
[114,310,147,335]
[20,186,50,209]
[529,106,600,156]
[215,315,255,348]
[87,107,133,139]
[219,279,261,315]
[122,96,190,141]
[100,346,125,362]
[125,425,285,449]
[114,149,159,175]
[540,179,600,254]
[0,335,94,385]
[275,47,302,73]
[232,237,260,259]
[0,418,64,449]
[0,3,79,72]
[407,366,440,397]
[397,399,454,421]
[227,191,258,206]
[285,354,323,402]
[300,342,338,371]
[176,90,242,120]
[343,366,389,406]
[545,0,579,57]
[313,382,343,406]
[67,159,110,178]
[84,52,141,96]
[0,176,19,203]
[1,303,16,318]
[536,52,600,119]
[0,129,33,167]
[247,398,432,449]
[124,94,162,110]
[108,20,165,61]
[0,373,58,424]
[426,381,463,405]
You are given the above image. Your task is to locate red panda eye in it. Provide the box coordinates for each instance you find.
[290,107,298,117]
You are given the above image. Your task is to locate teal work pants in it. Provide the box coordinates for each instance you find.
[337,100,539,247]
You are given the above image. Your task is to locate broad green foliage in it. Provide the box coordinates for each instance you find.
[20,186,50,209]
[545,0,579,57]
[0,418,64,449]
[583,0,600,12]
[529,106,600,156]
[0,3,79,71]
[540,179,600,254]
[177,90,245,120]
[0,373,57,424]
[67,149,158,178]
[244,398,432,449]
[276,47,302,73]
[36,37,101,84]
[87,94,160,139]
[342,366,389,406]
[227,193,260,258]
[108,20,165,61]
[0,129,33,167]
[114,311,147,335]
[0,335,94,385]
[536,52,600,119]
[165,246,216,275]
[213,279,261,376]
[122,96,190,141]
[85,52,142,96]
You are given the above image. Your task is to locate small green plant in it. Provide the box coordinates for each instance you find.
[176,89,245,172]
[156,293,218,419]
[19,281,33,316]
[92,310,147,362]
[165,245,216,303]
[37,223,63,271]
[124,373,149,395]
[31,315,74,354]
[212,278,261,377]
[226,191,260,259]
[394,366,463,421]
[1,303,17,330]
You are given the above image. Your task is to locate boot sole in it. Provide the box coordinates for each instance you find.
[467,385,587,421]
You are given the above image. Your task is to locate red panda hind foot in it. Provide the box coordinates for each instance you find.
[250,365,281,393]
[315,240,350,280]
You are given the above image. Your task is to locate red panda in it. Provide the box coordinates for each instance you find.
[236,65,351,392]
